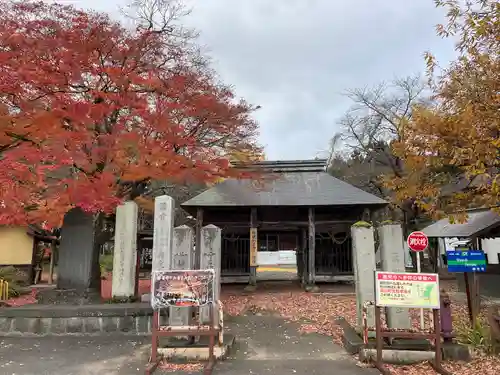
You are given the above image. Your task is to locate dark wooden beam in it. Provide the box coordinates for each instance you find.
[308,207,316,286]
[301,227,307,285]
[204,207,363,224]
[207,220,355,227]
[194,208,203,269]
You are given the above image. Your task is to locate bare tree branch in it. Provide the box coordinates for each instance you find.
[122,0,198,40]
[327,75,428,222]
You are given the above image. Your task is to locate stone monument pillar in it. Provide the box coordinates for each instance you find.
[200,225,222,323]
[57,208,100,292]
[152,195,175,273]
[170,225,194,327]
[351,222,377,330]
[378,223,411,329]
[112,201,139,298]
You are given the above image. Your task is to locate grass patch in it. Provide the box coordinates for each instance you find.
[456,317,498,354]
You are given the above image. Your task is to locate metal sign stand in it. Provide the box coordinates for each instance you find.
[146,269,220,375]
[447,248,485,327]
[145,302,220,375]
[372,270,451,375]
[373,306,451,375]
[407,231,428,330]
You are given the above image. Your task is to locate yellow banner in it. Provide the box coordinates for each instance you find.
[250,228,258,267]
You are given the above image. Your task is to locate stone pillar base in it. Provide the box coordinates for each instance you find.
[244,284,257,292]
[304,284,320,293]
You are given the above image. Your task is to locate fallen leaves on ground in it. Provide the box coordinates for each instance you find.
[157,361,204,372]
[5,288,38,307]
[221,282,500,375]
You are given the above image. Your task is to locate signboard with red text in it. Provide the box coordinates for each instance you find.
[407,231,428,252]
[375,271,440,309]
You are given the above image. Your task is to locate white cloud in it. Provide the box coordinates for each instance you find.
[54,0,457,160]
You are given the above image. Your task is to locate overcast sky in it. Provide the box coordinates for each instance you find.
[62,0,457,160]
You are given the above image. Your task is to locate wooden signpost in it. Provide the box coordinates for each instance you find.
[145,269,221,375]
[249,228,258,267]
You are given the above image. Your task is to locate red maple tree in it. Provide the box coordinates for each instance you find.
[0,0,261,227]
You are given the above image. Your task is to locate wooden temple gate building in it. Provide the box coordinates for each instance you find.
[181,159,387,287]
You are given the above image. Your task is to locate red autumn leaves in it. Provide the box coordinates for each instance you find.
[0,0,261,227]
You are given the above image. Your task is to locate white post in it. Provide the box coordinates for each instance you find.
[351,224,377,330]
[416,251,425,329]
[170,225,194,333]
[112,201,138,298]
[378,224,411,329]
[199,225,222,323]
[152,195,175,273]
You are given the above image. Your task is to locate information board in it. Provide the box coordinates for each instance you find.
[447,250,486,273]
[151,269,214,310]
[375,271,440,309]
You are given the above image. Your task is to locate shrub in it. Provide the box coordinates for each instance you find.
[456,318,495,354]
[99,254,114,275]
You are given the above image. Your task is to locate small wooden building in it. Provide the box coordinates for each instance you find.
[0,225,57,285]
[181,159,387,286]
[421,208,500,297]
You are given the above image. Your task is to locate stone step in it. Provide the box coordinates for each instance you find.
[0,303,224,337]
[0,302,158,336]
[0,315,154,336]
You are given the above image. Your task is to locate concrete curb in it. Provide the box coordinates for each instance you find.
[0,315,158,336]
[0,303,156,336]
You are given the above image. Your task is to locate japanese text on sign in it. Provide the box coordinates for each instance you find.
[250,228,258,267]
[150,269,214,310]
[375,271,440,309]
[407,231,428,252]
[409,237,427,247]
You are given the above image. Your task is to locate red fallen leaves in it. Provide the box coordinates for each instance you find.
[221,291,355,345]
[158,361,204,373]
[220,286,500,375]
[4,288,38,307]
[0,0,262,228]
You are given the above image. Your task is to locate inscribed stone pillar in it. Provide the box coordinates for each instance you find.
[351,223,377,330]
[57,208,100,291]
[112,201,138,299]
[169,225,194,327]
[152,195,175,273]
[378,223,411,330]
[200,225,222,323]
[404,242,414,268]
[437,238,446,268]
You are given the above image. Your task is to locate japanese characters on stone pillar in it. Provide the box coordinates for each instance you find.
[200,225,221,323]
[112,201,138,298]
[351,222,377,330]
[152,195,175,273]
[169,225,194,328]
[378,223,411,330]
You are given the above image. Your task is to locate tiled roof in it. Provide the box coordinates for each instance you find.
[421,208,500,238]
[182,159,387,208]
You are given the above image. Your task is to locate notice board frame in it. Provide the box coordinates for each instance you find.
[372,271,451,375]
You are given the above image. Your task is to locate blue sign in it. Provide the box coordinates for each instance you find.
[447,250,487,273]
